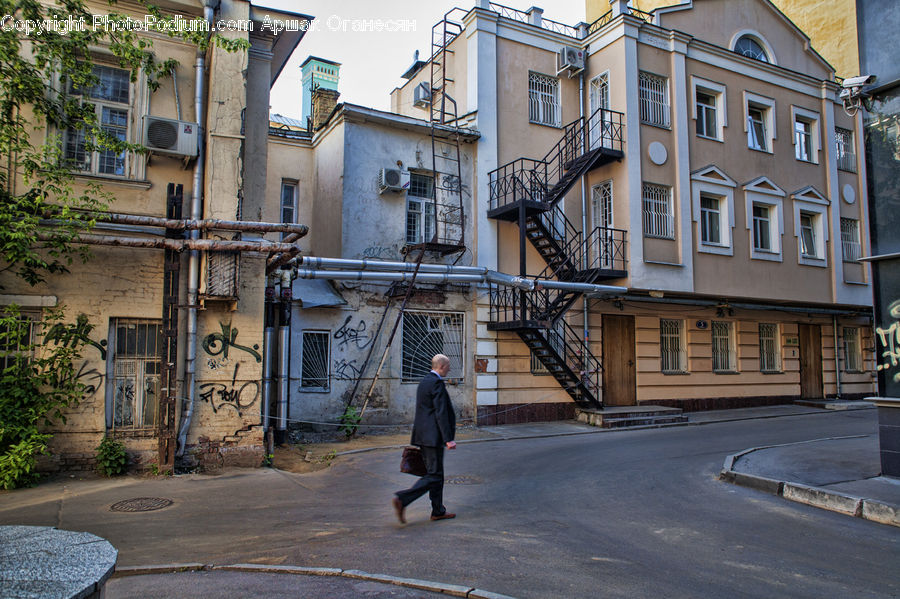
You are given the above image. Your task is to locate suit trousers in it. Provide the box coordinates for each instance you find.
[395,445,445,516]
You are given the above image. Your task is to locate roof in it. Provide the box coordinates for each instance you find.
[301,56,342,68]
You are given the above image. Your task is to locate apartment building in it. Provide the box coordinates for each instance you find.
[2,0,310,472]
[388,0,874,424]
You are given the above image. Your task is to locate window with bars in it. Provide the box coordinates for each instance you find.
[660,319,686,374]
[794,118,813,162]
[591,181,614,268]
[835,127,857,172]
[752,203,772,252]
[111,319,162,430]
[528,72,561,127]
[407,173,436,245]
[712,321,736,372]
[65,64,131,176]
[642,183,674,239]
[758,323,780,372]
[843,327,862,372]
[799,212,818,258]
[696,90,717,138]
[639,72,670,127]
[300,331,330,390]
[0,312,38,372]
[700,195,722,245]
[840,218,861,262]
[402,311,464,383]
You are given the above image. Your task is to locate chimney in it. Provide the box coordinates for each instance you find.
[311,86,341,131]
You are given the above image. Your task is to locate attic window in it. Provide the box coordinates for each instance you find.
[734,36,768,63]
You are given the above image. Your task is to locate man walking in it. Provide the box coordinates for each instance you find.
[393,354,457,523]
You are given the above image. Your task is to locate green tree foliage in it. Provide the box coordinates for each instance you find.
[0,0,247,285]
[0,307,87,489]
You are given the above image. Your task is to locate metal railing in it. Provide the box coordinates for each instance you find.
[586,7,654,37]
[548,317,601,398]
[584,226,628,272]
[487,2,579,38]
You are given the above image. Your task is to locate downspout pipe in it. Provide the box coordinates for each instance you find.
[833,315,842,399]
[177,0,213,457]
[262,280,276,430]
[579,69,589,349]
[276,269,291,444]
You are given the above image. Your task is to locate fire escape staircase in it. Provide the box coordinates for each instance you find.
[487,107,628,409]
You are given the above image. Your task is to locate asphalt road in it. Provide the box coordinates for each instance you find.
[3,409,898,598]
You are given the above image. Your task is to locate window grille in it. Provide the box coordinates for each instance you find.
[111,319,162,430]
[843,327,862,372]
[747,106,767,151]
[300,331,330,390]
[642,183,673,239]
[0,313,37,372]
[639,72,669,127]
[835,127,857,172]
[409,172,435,199]
[65,64,131,176]
[206,251,240,297]
[799,212,817,258]
[758,323,780,372]
[529,72,561,127]
[712,321,736,372]
[402,311,464,382]
[530,321,565,375]
[592,181,614,267]
[660,319,685,373]
[794,119,812,162]
[752,204,771,251]
[840,218,861,262]
[696,90,717,138]
[700,195,721,245]
[734,36,768,62]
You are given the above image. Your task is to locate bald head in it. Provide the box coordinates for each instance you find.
[432,354,451,377]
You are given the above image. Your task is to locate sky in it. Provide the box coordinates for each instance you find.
[265,0,586,119]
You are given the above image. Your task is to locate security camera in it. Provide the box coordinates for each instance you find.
[843,75,876,88]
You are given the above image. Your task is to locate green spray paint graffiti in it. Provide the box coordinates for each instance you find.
[202,321,261,363]
[44,314,107,359]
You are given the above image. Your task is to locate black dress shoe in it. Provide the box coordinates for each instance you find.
[392,497,406,524]
[430,512,456,521]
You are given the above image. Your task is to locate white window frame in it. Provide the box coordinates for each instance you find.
[660,319,686,374]
[791,106,821,164]
[691,77,727,141]
[758,323,781,373]
[700,195,723,246]
[107,319,162,432]
[791,192,829,267]
[591,180,615,268]
[589,71,612,150]
[744,178,785,262]
[528,71,561,127]
[402,310,465,383]
[642,182,674,240]
[406,172,436,245]
[300,330,330,391]
[691,167,736,256]
[280,179,298,239]
[730,30,777,65]
[712,321,737,373]
[835,127,857,172]
[743,92,776,154]
[840,218,861,262]
[843,327,863,372]
[639,71,670,128]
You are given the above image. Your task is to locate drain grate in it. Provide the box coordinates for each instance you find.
[445,475,482,485]
[110,497,173,512]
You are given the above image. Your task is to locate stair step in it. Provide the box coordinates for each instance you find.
[576,407,687,428]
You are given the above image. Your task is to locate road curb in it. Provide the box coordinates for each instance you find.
[111,562,520,598]
[719,436,899,528]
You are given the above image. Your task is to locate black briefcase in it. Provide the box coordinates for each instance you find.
[400,446,427,477]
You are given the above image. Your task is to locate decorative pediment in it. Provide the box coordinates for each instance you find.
[691,165,736,187]
[743,176,785,197]
[791,185,829,206]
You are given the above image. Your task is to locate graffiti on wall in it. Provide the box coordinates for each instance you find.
[333,358,361,381]
[44,314,107,359]
[361,245,400,260]
[198,363,260,416]
[202,321,261,363]
[334,315,372,351]
[876,300,900,382]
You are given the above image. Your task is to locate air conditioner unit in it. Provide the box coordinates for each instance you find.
[142,116,199,158]
[413,82,431,108]
[557,46,585,75]
[378,168,410,194]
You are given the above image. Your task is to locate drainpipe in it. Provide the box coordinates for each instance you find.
[579,69,590,350]
[276,269,292,445]
[177,0,213,457]
[262,279,276,431]
[833,315,842,399]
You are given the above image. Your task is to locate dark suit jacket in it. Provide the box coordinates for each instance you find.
[411,371,456,447]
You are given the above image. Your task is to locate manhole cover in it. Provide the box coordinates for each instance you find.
[445,475,482,485]
[110,497,173,512]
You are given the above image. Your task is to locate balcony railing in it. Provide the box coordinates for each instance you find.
[584,226,628,272]
[487,2,579,38]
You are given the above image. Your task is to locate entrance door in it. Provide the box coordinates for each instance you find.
[602,314,636,406]
[798,323,823,399]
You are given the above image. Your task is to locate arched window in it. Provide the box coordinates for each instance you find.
[734,35,769,62]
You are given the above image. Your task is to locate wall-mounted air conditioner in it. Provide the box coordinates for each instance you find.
[413,82,431,108]
[142,116,199,158]
[557,46,585,75]
[378,168,410,194]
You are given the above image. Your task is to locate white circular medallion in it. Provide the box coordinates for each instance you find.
[648,142,668,165]
[842,184,856,204]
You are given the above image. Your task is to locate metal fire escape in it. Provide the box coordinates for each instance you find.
[487,107,628,409]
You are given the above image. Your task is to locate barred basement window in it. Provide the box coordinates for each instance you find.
[660,319,686,373]
[402,311,464,383]
[835,127,856,172]
[758,323,780,372]
[0,312,37,372]
[639,72,669,128]
[642,183,674,239]
[300,331,330,390]
[840,218,861,262]
[711,321,736,372]
[528,72,561,127]
[843,327,862,372]
[111,319,162,430]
